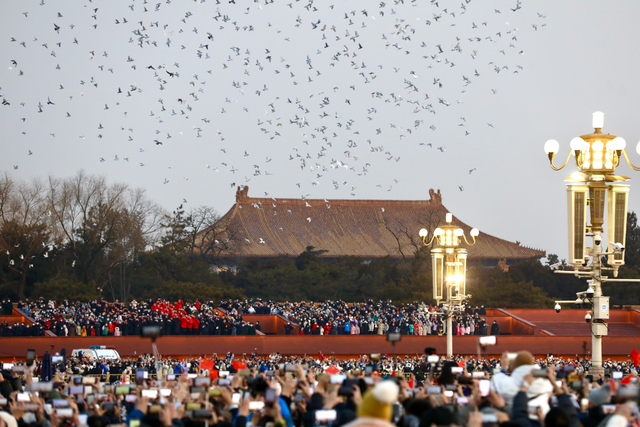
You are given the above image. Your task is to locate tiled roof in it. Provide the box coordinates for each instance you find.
[208,186,545,260]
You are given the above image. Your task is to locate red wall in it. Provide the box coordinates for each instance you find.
[0,335,635,360]
[505,309,632,323]
[0,315,28,324]
[242,315,300,335]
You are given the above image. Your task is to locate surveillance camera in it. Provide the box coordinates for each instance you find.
[610,242,625,251]
[554,303,561,313]
[585,313,592,323]
[586,287,594,297]
[594,235,601,246]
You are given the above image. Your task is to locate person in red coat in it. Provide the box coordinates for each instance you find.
[186,316,194,335]
[180,316,188,335]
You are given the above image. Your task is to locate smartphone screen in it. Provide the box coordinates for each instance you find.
[186,403,202,411]
[533,369,548,378]
[264,388,276,404]
[479,379,491,397]
[478,336,497,346]
[249,401,264,411]
[136,370,148,385]
[315,409,337,423]
[330,374,346,384]
[194,377,211,387]
[457,396,469,405]
[56,408,74,418]
[69,386,84,395]
[141,389,158,399]
[27,349,35,366]
[115,386,129,395]
[482,413,498,423]
[51,399,69,408]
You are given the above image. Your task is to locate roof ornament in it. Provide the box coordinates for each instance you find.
[236,185,249,202]
[428,188,442,204]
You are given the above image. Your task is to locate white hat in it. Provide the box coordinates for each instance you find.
[0,412,18,427]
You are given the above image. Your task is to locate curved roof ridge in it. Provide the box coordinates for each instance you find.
[234,185,443,206]
[199,186,545,260]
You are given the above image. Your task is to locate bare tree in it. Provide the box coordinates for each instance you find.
[106,188,165,301]
[185,206,239,262]
[46,171,164,298]
[380,208,445,260]
[0,174,50,298]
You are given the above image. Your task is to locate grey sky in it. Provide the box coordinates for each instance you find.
[2,0,640,260]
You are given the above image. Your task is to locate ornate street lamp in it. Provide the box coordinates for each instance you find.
[420,213,479,357]
[544,112,640,378]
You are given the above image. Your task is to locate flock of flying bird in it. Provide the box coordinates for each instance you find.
[2,0,548,209]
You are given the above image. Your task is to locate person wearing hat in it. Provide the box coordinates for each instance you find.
[343,380,399,427]
[578,384,612,427]
[491,351,553,416]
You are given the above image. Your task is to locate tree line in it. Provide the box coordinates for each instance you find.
[2,171,640,308]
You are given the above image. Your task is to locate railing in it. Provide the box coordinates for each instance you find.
[497,309,539,336]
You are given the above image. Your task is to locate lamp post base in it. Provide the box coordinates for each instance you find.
[588,366,605,381]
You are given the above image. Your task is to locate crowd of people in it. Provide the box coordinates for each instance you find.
[220,300,498,337]
[1,299,260,338]
[0,349,639,427]
[1,298,499,338]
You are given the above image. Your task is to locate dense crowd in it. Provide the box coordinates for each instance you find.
[1,350,639,427]
[219,300,499,336]
[1,299,259,338]
[1,298,499,338]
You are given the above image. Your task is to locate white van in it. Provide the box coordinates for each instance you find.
[71,346,121,360]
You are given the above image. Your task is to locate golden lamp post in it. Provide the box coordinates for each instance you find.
[544,111,640,378]
[420,213,479,357]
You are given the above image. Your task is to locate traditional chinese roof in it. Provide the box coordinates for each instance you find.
[208,187,545,261]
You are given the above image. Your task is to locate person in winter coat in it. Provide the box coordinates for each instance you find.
[114,326,121,336]
[491,350,553,417]
[491,320,500,335]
